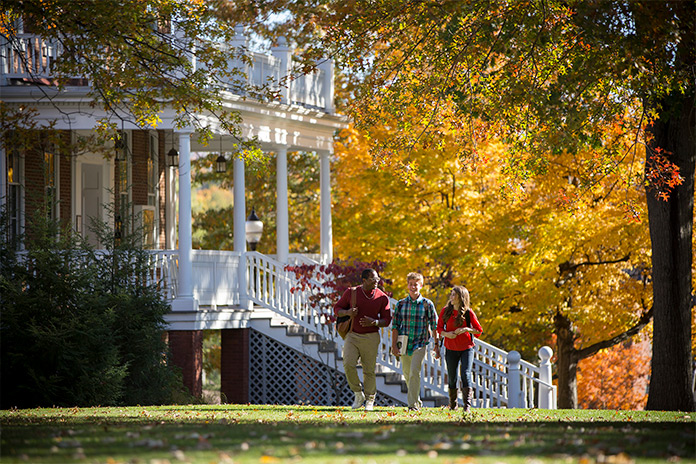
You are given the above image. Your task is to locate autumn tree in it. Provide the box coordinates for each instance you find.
[330,98,654,407]
[577,336,651,410]
[1,0,273,143]
[229,0,695,411]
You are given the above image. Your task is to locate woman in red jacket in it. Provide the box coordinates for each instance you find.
[436,286,483,412]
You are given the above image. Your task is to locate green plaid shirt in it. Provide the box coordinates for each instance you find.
[393,294,437,355]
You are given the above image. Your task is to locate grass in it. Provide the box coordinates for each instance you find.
[1,405,694,464]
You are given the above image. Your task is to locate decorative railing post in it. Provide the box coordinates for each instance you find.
[538,346,554,409]
[317,58,334,114]
[507,350,521,408]
[271,37,292,105]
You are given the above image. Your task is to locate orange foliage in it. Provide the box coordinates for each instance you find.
[577,336,651,410]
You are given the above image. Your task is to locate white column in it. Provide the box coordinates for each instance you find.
[233,157,246,253]
[319,151,333,264]
[276,147,289,263]
[171,129,197,312]
[233,157,250,309]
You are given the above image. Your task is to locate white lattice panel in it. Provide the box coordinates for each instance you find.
[249,330,405,407]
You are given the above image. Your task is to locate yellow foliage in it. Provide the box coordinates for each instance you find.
[333,102,652,357]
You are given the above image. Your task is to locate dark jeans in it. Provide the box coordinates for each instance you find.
[445,348,474,390]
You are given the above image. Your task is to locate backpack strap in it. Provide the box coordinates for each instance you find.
[349,287,357,333]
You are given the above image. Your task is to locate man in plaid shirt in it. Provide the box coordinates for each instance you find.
[390,272,439,410]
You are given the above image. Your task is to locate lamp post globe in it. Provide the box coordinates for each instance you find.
[245,209,263,251]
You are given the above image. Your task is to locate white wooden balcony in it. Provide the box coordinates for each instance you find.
[1,32,334,113]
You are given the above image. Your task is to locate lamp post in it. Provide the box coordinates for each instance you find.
[167,148,179,167]
[245,208,263,251]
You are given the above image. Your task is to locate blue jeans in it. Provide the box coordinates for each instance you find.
[445,348,474,390]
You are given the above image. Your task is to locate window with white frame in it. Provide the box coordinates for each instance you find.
[116,131,130,239]
[144,132,159,248]
[6,149,23,246]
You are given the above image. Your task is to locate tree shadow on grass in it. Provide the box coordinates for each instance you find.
[1,407,694,463]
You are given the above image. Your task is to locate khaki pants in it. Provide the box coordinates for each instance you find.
[401,346,427,408]
[343,331,380,400]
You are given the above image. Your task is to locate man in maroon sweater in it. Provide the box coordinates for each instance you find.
[334,268,392,411]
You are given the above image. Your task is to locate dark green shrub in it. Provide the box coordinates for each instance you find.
[0,206,183,408]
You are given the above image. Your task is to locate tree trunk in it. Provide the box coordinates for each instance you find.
[644,88,695,412]
[554,311,578,409]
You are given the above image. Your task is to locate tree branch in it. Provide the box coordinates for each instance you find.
[575,306,654,360]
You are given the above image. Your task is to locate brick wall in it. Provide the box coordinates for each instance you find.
[23,136,45,223]
[221,329,250,404]
[168,330,203,398]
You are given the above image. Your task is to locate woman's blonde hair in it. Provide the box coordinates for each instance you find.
[442,286,470,327]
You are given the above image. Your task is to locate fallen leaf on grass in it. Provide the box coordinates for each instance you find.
[196,436,212,450]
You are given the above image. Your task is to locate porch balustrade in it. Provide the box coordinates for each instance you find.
[1,33,332,112]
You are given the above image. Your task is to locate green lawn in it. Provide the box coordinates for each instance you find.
[1,405,694,463]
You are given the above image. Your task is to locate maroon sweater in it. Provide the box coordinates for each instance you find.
[333,287,392,334]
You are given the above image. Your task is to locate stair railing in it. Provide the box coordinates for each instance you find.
[244,252,557,409]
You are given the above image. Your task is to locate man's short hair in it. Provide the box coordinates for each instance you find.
[361,268,377,280]
[407,272,424,284]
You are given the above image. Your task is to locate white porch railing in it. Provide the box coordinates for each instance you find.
[152,250,557,409]
[1,34,332,112]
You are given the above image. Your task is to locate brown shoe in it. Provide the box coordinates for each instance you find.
[448,388,458,410]
[462,387,473,412]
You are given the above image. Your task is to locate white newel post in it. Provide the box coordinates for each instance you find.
[319,151,333,264]
[272,37,292,105]
[318,58,335,114]
[233,157,250,309]
[276,147,289,264]
[171,129,198,312]
[507,350,521,408]
[538,346,554,409]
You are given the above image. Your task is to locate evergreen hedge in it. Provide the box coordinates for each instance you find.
[0,206,185,408]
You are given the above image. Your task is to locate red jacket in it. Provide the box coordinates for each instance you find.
[436,307,483,351]
[334,287,392,334]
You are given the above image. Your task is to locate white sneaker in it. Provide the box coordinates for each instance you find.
[351,391,365,409]
[365,399,374,411]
